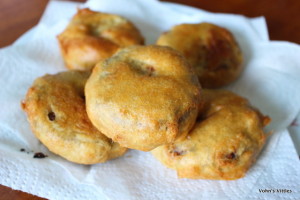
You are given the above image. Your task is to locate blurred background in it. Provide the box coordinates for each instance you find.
[0,0,299,48]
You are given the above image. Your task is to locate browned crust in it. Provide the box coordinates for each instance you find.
[85,45,201,151]
[22,71,127,164]
[152,89,270,180]
[156,23,243,88]
[57,8,144,71]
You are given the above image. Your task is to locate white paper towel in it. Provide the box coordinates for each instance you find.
[0,0,300,199]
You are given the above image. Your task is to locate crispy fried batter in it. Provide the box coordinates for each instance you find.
[157,23,243,88]
[57,8,144,71]
[152,90,270,180]
[85,45,201,151]
[22,71,127,164]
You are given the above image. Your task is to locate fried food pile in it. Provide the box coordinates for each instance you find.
[152,90,270,180]
[22,8,270,180]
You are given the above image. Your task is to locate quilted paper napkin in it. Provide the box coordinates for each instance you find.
[0,0,300,199]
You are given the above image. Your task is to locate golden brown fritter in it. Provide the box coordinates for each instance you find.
[152,89,270,180]
[22,71,127,164]
[57,8,144,71]
[85,45,201,151]
[156,23,243,88]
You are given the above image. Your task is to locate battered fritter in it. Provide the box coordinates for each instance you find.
[85,45,201,151]
[57,8,144,70]
[156,23,243,88]
[22,71,127,164]
[152,89,270,180]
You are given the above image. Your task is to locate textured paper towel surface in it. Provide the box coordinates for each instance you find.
[0,0,300,199]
